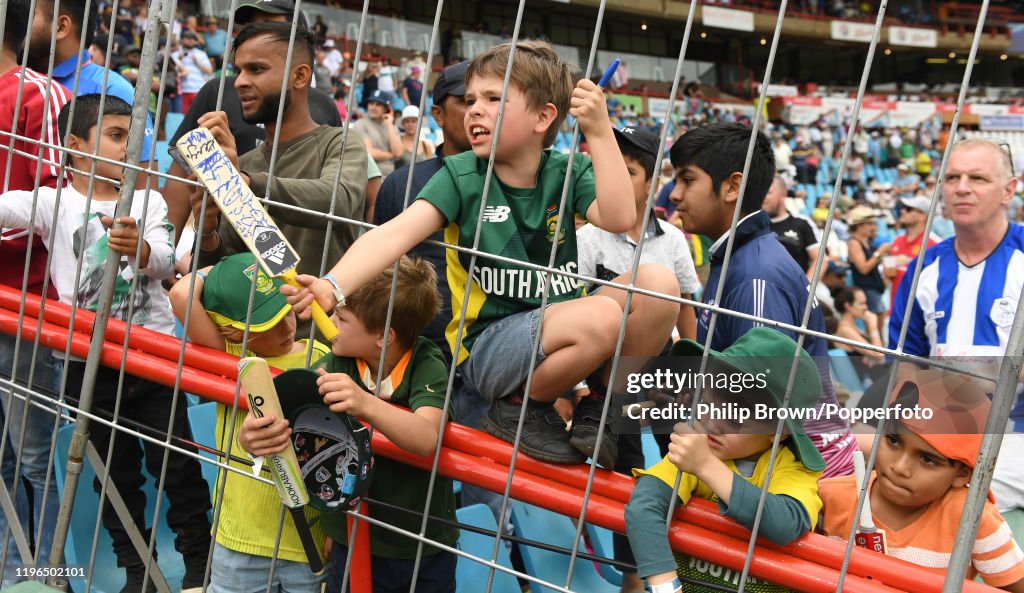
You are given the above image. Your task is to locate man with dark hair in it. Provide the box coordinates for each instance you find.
[0,0,70,574]
[163,0,344,244]
[762,174,820,277]
[191,22,367,342]
[27,0,154,167]
[373,60,471,356]
[668,122,855,479]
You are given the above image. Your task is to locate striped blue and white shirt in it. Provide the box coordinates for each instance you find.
[890,224,1024,428]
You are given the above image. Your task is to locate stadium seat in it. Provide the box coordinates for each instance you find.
[641,428,662,467]
[828,348,865,403]
[153,140,170,188]
[187,402,220,499]
[164,112,185,140]
[510,500,618,593]
[52,424,186,593]
[584,523,623,586]
[1005,509,1024,549]
[455,503,520,593]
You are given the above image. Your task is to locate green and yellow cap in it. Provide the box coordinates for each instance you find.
[203,253,291,332]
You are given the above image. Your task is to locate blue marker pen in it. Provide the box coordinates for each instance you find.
[598,59,621,88]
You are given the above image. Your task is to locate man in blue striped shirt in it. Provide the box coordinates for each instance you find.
[890,138,1024,512]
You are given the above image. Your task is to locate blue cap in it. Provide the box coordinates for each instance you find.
[367,89,393,107]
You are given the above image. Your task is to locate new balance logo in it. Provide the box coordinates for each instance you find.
[482,206,511,223]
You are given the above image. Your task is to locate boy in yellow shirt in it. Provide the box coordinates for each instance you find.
[170,253,330,592]
[625,328,825,593]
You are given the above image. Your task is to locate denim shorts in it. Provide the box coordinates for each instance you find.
[459,307,546,403]
[862,288,887,314]
[208,542,326,593]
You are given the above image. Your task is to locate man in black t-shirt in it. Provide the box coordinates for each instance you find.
[762,174,819,276]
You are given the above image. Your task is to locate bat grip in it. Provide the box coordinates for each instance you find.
[280,271,339,341]
[289,506,325,575]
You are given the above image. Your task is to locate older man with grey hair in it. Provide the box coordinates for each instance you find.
[887,138,1024,512]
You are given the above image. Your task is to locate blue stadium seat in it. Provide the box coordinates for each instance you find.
[153,140,170,188]
[52,424,186,593]
[828,348,865,401]
[163,112,185,140]
[455,503,520,593]
[584,523,623,586]
[641,428,662,467]
[187,402,220,499]
[510,500,618,593]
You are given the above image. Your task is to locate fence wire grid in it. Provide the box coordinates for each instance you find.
[0,0,1020,593]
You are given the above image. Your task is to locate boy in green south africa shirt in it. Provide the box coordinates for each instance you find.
[286,40,680,468]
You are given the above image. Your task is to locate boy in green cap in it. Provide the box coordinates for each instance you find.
[170,252,330,592]
[625,327,825,593]
[237,256,459,592]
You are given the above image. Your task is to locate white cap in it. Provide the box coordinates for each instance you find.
[401,105,420,121]
[323,39,335,48]
[900,196,932,212]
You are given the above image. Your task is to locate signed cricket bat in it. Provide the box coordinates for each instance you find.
[176,127,338,340]
[238,357,325,574]
[852,450,887,554]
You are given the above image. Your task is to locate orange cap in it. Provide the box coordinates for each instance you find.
[889,364,992,468]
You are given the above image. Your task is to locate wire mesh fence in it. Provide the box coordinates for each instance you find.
[0,0,1021,592]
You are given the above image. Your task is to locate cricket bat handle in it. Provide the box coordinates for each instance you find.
[288,506,325,575]
[280,270,339,341]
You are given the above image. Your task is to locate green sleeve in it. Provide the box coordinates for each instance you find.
[625,475,680,579]
[367,155,382,180]
[572,153,597,219]
[720,475,811,546]
[406,339,451,414]
[417,162,461,225]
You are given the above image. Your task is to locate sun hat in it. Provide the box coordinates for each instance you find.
[670,327,826,471]
[202,254,291,332]
[888,363,991,469]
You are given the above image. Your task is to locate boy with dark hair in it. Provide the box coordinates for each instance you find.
[239,256,459,593]
[668,122,855,478]
[287,40,680,468]
[0,94,212,591]
[819,365,1024,591]
[576,124,700,592]
[625,328,825,593]
[170,252,330,592]
[0,0,71,573]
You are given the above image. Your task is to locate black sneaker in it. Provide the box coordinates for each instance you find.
[569,397,619,469]
[481,398,586,464]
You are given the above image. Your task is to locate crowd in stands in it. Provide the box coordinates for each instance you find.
[3,0,1024,592]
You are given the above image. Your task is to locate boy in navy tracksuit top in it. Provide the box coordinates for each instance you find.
[666,122,855,478]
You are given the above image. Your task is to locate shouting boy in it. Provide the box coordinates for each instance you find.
[286,41,679,467]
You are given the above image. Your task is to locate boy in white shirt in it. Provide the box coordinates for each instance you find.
[0,93,211,592]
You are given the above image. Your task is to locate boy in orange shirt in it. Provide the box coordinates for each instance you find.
[819,365,1024,591]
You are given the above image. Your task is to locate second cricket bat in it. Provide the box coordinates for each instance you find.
[176,126,338,340]
[852,450,888,554]
[238,357,324,574]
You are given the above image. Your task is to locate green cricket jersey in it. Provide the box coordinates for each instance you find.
[418,149,597,365]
